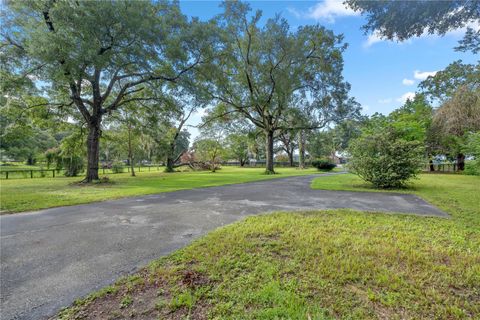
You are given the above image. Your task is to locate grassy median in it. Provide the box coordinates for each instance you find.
[0,167,320,213]
[58,173,480,319]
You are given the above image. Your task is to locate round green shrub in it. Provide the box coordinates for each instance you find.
[348,130,424,188]
[311,159,336,171]
[464,160,480,176]
[63,156,84,177]
[111,162,125,174]
[463,132,480,176]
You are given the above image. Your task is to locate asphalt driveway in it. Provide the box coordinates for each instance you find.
[0,173,447,320]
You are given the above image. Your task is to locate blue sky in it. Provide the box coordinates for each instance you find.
[180,0,478,139]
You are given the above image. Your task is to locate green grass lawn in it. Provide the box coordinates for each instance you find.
[59,173,480,319]
[0,167,320,213]
[311,173,480,226]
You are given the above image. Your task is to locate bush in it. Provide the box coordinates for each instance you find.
[311,159,336,171]
[111,162,125,174]
[63,156,84,177]
[464,160,480,175]
[463,132,480,176]
[44,148,60,169]
[348,130,424,188]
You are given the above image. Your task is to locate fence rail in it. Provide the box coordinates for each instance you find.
[0,161,461,179]
[422,162,459,172]
[0,162,303,179]
[221,161,313,167]
[0,165,163,180]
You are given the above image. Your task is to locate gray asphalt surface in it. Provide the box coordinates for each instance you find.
[0,173,447,320]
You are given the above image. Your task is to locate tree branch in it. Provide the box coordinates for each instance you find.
[105,57,202,112]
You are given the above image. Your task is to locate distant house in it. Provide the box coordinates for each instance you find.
[333,151,349,164]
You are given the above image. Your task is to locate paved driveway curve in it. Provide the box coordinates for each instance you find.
[0,173,447,320]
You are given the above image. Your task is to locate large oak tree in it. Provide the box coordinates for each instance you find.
[199,1,357,173]
[1,0,213,181]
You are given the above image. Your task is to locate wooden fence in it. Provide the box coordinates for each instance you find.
[221,161,312,168]
[0,165,163,180]
[0,161,461,179]
[422,162,459,172]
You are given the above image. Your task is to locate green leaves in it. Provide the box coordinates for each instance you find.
[199,1,354,131]
[193,138,226,172]
[346,0,480,42]
[419,61,480,102]
[348,128,424,188]
[389,94,433,143]
[226,133,250,164]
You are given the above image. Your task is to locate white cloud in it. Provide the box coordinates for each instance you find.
[378,98,392,104]
[396,92,416,103]
[413,70,437,80]
[286,7,301,19]
[402,78,415,86]
[303,0,359,22]
[364,30,384,47]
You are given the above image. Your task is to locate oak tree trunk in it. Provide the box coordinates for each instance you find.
[165,142,175,172]
[166,157,175,172]
[210,149,218,172]
[298,130,305,169]
[85,119,101,182]
[128,125,135,177]
[27,155,35,166]
[265,130,275,174]
[457,153,465,171]
[288,151,294,167]
[129,157,135,177]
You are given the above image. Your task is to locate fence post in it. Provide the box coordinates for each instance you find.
[31,170,33,179]
[53,170,55,178]
[6,171,8,179]
[149,166,151,172]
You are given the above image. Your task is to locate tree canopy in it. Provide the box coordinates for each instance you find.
[198,1,358,173]
[1,0,214,181]
[346,0,480,46]
[419,61,480,102]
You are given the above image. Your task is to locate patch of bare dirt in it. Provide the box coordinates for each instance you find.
[63,266,213,320]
